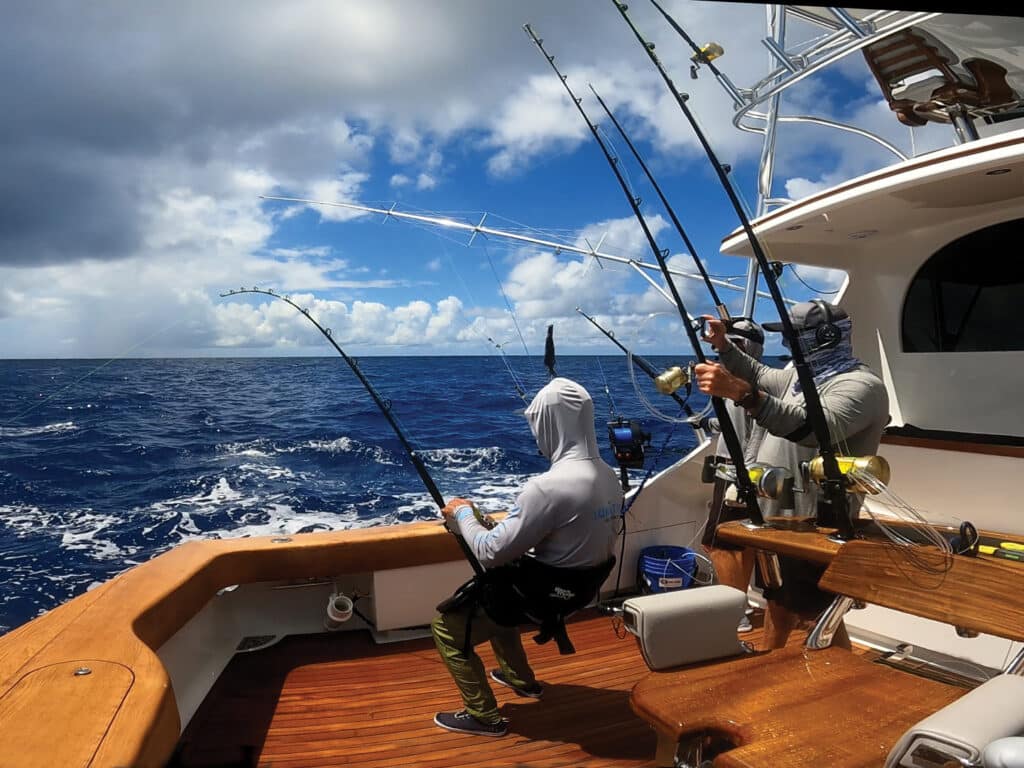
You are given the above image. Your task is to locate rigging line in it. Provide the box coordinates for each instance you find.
[219,288,485,577]
[615,2,852,537]
[481,240,531,357]
[596,124,641,204]
[442,248,529,403]
[589,83,729,319]
[2,315,191,429]
[524,23,764,525]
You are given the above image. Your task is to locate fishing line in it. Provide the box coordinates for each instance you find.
[525,24,765,525]
[442,246,530,403]
[482,240,531,358]
[789,264,842,295]
[2,315,191,429]
[488,337,530,403]
[219,288,485,577]
[575,306,697,422]
[848,464,956,591]
[615,2,851,536]
[594,356,618,420]
[596,124,642,205]
[625,314,694,425]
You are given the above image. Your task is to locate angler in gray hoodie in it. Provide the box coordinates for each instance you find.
[432,377,622,737]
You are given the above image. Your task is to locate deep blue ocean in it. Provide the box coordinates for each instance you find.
[0,355,711,635]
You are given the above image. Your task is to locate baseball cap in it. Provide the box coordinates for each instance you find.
[725,317,764,345]
[762,301,848,332]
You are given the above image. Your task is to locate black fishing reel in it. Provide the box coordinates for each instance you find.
[607,417,651,491]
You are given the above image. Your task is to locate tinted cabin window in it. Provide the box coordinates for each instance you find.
[902,218,1024,352]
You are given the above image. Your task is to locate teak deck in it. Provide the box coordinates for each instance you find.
[175,610,677,768]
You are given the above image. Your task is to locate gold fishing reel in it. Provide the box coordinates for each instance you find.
[690,42,724,64]
[716,462,793,501]
[654,363,691,395]
[803,455,891,494]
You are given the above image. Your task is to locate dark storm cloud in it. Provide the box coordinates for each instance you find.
[0,0,741,270]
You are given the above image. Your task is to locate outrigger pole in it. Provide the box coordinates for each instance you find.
[257,195,794,308]
[588,84,730,320]
[524,24,765,526]
[615,1,853,538]
[575,307,694,419]
[220,288,486,575]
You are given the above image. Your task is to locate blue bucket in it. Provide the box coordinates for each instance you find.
[637,545,698,594]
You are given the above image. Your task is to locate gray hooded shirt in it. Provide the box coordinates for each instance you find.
[719,342,889,519]
[455,377,623,569]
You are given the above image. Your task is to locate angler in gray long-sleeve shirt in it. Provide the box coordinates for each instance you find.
[432,377,622,737]
[695,301,889,648]
[452,377,622,570]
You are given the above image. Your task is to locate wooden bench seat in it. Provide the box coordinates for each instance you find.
[632,644,964,768]
[629,538,1024,767]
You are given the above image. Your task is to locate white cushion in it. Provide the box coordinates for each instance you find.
[622,585,748,671]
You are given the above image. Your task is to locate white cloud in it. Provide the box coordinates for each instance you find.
[0,1,1000,357]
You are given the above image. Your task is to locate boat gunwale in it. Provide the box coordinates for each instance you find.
[0,519,465,768]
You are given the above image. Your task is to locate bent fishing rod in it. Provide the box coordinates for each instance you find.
[575,307,694,419]
[588,84,730,321]
[220,288,485,575]
[525,24,764,526]
[615,1,853,538]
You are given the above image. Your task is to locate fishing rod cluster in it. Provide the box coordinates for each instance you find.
[219,288,485,576]
[614,0,854,539]
[526,24,765,526]
[588,84,729,320]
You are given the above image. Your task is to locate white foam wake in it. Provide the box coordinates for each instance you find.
[0,421,77,438]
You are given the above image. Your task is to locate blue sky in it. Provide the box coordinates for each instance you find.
[0,1,980,358]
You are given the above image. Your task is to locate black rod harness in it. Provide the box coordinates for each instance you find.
[575,306,694,419]
[614,1,853,538]
[525,24,764,526]
[588,84,729,320]
[220,288,486,574]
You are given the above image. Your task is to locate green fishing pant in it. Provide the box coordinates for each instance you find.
[431,603,538,724]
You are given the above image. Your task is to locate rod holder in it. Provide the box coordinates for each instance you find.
[325,593,354,630]
[755,550,783,590]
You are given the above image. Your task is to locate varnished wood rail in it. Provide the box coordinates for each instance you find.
[0,520,465,767]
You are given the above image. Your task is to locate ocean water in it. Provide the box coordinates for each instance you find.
[0,355,708,634]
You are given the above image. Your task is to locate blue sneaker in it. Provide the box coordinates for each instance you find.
[490,669,544,699]
[433,709,508,737]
